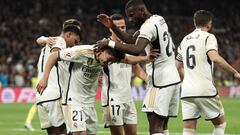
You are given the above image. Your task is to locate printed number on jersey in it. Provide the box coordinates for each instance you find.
[186,45,196,69]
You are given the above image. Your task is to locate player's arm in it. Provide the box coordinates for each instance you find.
[205,34,240,80]
[175,44,184,81]
[97,14,137,44]
[175,60,184,81]
[121,49,159,64]
[36,52,59,94]
[97,18,156,55]
[132,64,148,82]
[110,24,138,44]
[207,50,240,80]
[97,37,149,56]
[36,36,57,47]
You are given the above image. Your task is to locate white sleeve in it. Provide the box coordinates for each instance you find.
[51,37,66,50]
[206,34,218,52]
[59,46,94,63]
[176,45,183,62]
[138,21,157,42]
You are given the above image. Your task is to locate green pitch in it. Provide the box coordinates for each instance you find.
[0,98,239,135]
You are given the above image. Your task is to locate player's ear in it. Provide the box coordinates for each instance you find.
[66,32,71,38]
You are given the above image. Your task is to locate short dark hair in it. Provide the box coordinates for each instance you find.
[105,48,125,60]
[110,13,124,21]
[63,19,81,28]
[62,25,81,38]
[62,19,82,38]
[194,10,213,27]
[125,0,145,9]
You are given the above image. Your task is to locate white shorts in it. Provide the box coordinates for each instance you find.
[181,95,224,121]
[103,101,137,127]
[142,84,180,117]
[63,105,98,134]
[37,99,65,129]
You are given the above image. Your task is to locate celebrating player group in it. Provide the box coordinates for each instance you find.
[35,0,240,135]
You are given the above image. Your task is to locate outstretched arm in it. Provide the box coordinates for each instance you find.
[97,14,137,44]
[36,52,59,94]
[97,37,149,56]
[207,50,240,80]
[121,49,159,64]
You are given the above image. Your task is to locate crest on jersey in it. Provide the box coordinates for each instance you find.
[65,52,71,57]
[87,58,93,65]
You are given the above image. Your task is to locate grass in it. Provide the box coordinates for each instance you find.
[0,98,239,135]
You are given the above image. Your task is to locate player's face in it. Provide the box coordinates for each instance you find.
[96,50,117,66]
[126,6,145,29]
[65,32,80,47]
[111,19,126,40]
[113,19,126,32]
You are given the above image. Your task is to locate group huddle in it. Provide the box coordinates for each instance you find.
[35,0,240,135]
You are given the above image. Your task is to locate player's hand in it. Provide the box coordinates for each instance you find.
[36,79,48,95]
[147,49,160,61]
[46,37,57,47]
[97,14,113,28]
[234,72,240,81]
[95,39,110,52]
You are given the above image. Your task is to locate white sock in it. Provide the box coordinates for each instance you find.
[163,129,169,135]
[212,122,226,135]
[183,128,195,135]
[152,133,164,135]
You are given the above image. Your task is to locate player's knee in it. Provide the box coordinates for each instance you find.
[183,120,197,129]
[214,122,226,129]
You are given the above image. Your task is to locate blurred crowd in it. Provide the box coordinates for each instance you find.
[0,0,239,87]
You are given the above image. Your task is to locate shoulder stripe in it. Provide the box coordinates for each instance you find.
[205,36,209,46]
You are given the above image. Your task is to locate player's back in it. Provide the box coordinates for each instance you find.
[179,29,217,98]
[139,15,180,87]
[101,62,132,106]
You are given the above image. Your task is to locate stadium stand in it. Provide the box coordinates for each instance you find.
[0,0,239,87]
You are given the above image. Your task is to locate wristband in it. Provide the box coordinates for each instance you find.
[108,40,115,48]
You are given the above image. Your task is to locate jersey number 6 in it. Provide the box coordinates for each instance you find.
[186,45,196,69]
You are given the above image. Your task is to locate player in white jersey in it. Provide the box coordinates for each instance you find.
[101,13,147,135]
[36,44,157,135]
[96,0,181,134]
[36,19,81,135]
[175,10,240,135]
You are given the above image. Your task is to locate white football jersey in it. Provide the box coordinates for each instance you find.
[177,28,218,98]
[101,62,132,106]
[138,15,180,87]
[59,45,102,106]
[36,37,68,104]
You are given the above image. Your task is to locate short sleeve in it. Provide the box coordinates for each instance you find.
[51,37,66,50]
[206,34,218,52]
[176,45,183,62]
[59,46,94,63]
[138,20,157,42]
